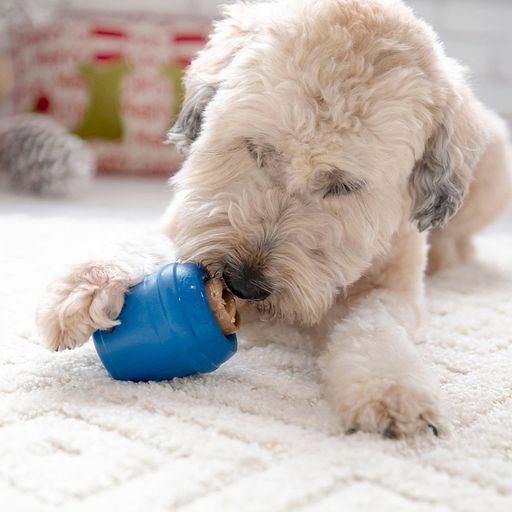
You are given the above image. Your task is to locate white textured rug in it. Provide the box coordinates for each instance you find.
[1,181,512,511]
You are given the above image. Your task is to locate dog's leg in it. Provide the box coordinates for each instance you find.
[319,291,443,437]
[319,229,444,437]
[428,111,512,274]
[37,236,174,351]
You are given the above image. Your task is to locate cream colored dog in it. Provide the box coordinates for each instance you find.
[38,0,512,438]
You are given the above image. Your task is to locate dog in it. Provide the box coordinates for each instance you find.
[37,0,512,438]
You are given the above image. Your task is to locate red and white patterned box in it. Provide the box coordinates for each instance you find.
[9,12,211,176]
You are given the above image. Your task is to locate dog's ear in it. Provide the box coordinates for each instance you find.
[409,87,488,232]
[166,85,216,156]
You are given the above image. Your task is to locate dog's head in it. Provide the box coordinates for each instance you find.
[165,0,487,324]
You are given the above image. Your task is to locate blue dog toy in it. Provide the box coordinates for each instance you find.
[92,263,238,381]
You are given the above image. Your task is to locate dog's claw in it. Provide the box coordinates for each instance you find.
[419,414,439,437]
[345,427,358,435]
[427,422,439,437]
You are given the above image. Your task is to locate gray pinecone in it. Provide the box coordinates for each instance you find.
[0,114,95,196]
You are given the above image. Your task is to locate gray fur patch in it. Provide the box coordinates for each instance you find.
[166,85,217,155]
[410,125,467,232]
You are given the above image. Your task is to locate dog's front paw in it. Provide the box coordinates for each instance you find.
[336,378,444,438]
[37,262,129,351]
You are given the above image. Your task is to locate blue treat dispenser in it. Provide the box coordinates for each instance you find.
[92,263,237,381]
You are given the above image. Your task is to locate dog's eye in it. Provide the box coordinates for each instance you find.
[323,179,363,198]
[245,139,275,168]
[314,168,364,198]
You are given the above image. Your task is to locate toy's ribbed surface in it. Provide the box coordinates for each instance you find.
[93,263,237,381]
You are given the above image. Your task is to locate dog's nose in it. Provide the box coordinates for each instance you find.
[222,263,271,301]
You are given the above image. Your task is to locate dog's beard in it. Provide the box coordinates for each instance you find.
[166,184,393,325]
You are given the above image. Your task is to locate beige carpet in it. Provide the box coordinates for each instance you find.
[1,180,512,511]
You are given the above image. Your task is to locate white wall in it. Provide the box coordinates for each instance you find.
[406,0,512,125]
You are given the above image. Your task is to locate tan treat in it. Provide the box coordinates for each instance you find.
[205,278,240,336]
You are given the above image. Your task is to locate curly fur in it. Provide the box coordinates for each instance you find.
[38,0,512,438]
